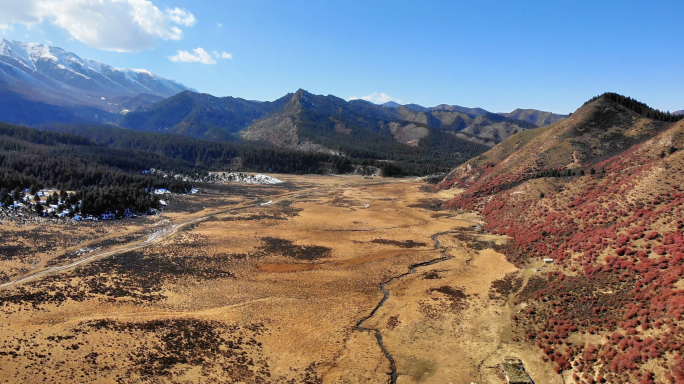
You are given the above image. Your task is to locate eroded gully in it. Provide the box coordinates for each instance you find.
[355,231,456,384]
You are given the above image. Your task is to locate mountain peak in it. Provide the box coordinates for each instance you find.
[291,88,316,103]
[293,88,309,96]
[403,103,428,112]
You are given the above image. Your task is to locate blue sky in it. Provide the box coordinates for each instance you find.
[2,0,682,114]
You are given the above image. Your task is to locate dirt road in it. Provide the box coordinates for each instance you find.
[0,186,317,290]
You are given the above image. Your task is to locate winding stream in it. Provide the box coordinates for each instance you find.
[355,231,454,384]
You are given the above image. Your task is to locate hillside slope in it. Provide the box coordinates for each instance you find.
[120,91,285,141]
[0,88,118,125]
[437,94,684,383]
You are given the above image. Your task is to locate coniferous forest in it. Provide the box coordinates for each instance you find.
[0,123,194,217]
[0,121,485,217]
[35,122,485,176]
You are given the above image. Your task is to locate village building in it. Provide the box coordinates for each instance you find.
[499,359,533,384]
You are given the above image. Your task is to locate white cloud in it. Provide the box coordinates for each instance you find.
[350,92,401,104]
[0,0,196,52]
[165,7,195,26]
[168,47,215,64]
[0,1,43,25]
[0,24,13,33]
[217,22,223,28]
[212,50,233,59]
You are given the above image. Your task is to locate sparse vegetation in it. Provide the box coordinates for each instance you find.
[441,94,684,382]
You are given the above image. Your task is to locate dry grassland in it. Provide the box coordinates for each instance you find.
[0,175,561,383]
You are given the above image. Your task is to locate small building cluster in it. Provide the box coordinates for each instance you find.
[499,359,533,384]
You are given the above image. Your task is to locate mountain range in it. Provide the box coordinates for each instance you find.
[121,89,552,151]
[0,38,194,113]
[0,39,571,158]
[118,88,493,172]
[381,101,568,125]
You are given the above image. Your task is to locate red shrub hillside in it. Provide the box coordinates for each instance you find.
[438,94,684,384]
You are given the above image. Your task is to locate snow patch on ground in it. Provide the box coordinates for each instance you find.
[206,172,284,185]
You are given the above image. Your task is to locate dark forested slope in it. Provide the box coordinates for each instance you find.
[119,91,288,141]
[0,123,196,216]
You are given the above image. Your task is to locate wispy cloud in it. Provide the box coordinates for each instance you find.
[350,92,401,104]
[168,47,215,64]
[213,50,232,59]
[165,7,196,27]
[216,22,223,28]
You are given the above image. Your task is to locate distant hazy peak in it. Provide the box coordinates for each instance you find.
[499,108,568,127]
[381,101,401,108]
[428,104,487,115]
[378,100,487,115]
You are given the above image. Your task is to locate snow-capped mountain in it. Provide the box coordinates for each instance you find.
[0,38,195,112]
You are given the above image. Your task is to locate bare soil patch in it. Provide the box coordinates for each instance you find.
[369,239,428,248]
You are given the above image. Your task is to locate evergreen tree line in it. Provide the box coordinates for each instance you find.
[584,92,684,122]
[0,123,192,217]
[2,185,164,218]
[0,117,489,219]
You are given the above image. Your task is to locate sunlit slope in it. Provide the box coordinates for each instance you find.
[438,93,684,383]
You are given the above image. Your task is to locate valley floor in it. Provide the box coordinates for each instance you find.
[1,175,561,383]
